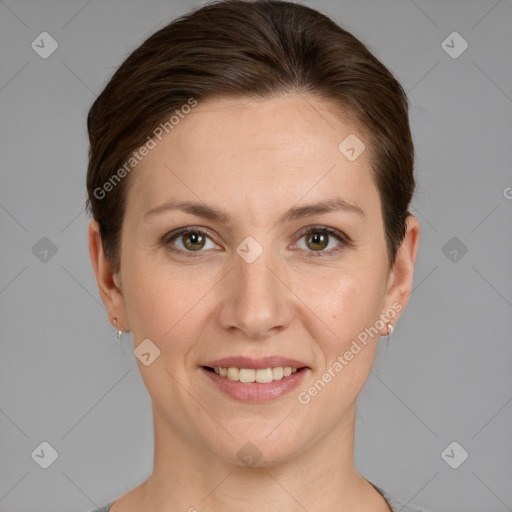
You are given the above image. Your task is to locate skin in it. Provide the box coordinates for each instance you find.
[89,93,420,512]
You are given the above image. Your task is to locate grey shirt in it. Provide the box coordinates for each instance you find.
[88,481,431,511]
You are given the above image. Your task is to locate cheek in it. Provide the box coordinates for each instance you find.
[121,264,204,404]
[294,263,386,346]
[333,279,384,332]
[295,276,385,418]
[120,251,196,345]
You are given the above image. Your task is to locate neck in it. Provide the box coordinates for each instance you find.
[131,403,390,512]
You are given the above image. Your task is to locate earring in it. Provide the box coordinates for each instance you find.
[113,317,123,341]
[386,322,394,335]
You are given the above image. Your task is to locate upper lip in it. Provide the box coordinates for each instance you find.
[203,356,309,370]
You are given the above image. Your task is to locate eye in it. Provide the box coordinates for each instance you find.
[293,226,351,258]
[163,227,219,256]
[162,225,352,258]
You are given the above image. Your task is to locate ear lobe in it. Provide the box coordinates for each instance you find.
[88,219,129,331]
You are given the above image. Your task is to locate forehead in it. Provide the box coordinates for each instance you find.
[125,93,380,222]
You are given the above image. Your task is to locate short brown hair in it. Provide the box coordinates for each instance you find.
[86,0,415,274]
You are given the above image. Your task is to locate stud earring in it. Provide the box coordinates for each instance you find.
[386,322,394,335]
[113,317,123,341]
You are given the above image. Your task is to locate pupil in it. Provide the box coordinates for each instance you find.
[185,232,204,250]
[308,233,327,250]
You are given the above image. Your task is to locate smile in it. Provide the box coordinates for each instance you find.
[205,366,299,383]
[201,365,309,403]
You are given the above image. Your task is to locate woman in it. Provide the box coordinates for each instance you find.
[86,1,426,510]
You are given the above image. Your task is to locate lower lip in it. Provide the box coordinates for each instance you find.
[201,367,309,403]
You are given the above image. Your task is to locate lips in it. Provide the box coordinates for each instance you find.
[200,356,310,402]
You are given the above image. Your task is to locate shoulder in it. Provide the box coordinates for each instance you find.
[86,502,115,512]
[86,487,433,512]
[369,481,432,512]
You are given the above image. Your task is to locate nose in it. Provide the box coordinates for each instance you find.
[217,245,293,340]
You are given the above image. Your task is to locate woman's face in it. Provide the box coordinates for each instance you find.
[94,93,418,466]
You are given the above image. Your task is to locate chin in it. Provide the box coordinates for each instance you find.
[205,432,308,469]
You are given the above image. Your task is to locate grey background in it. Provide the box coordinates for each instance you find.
[0,0,511,511]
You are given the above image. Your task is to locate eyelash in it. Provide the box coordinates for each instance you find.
[162,226,352,259]
[298,226,352,258]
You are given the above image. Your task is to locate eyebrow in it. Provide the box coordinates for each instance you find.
[144,197,365,224]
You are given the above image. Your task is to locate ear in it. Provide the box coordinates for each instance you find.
[88,219,130,332]
[382,215,420,326]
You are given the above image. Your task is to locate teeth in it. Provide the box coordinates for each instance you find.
[239,369,255,382]
[227,367,239,381]
[272,367,284,380]
[212,366,300,382]
[256,368,273,383]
